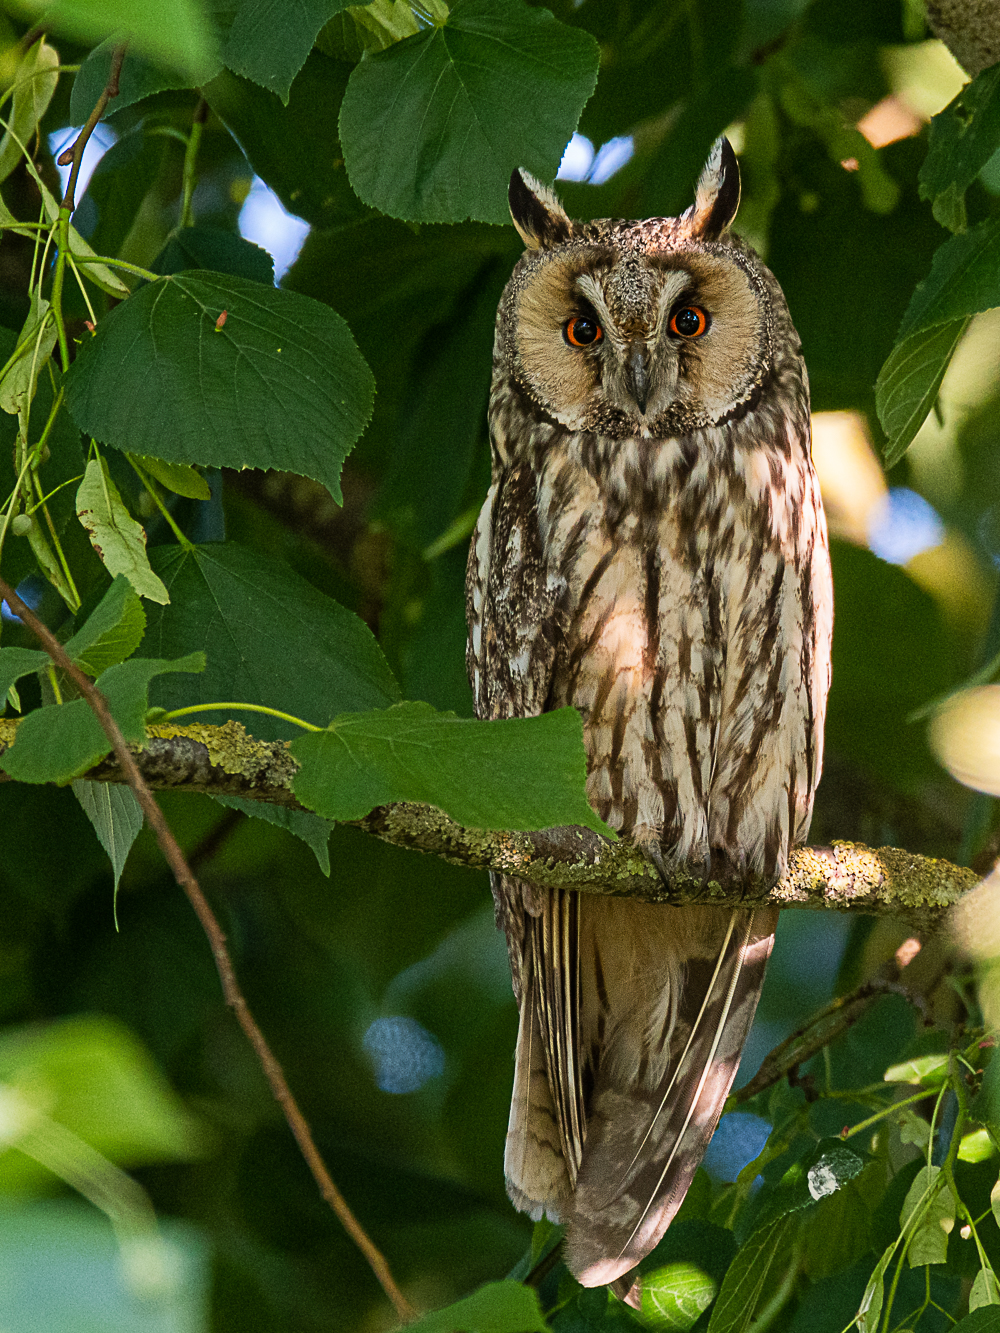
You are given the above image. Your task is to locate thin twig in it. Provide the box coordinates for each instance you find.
[0,576,416,1325]
[56,42,127,212]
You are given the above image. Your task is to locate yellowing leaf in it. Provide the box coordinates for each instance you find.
[884,1054,950,1086]
[75,458,169,604]
[900,1165,954,1267]
[971,1268,1000,1310]
[0,292,57,416]
[0,38,59,184]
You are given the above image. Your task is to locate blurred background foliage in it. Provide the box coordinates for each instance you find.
[1,0,1000,1329]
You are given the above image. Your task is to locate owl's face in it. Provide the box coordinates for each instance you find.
[498,141,776,440]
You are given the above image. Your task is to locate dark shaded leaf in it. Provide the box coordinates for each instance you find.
[64,272,374,504]
[142,543,400,740]
[76,123,170,258]
[898,218,1000,341]
[70,38,210,122]
[339,0,599,223]
[0,647,49,699]
[71,779,144,891]
[152,225,274,284]
[290,700,611,833]
[706,1214,795,1333]
[221,0,352,101]
[210,792,333,875]
[920,65,1000,233]
[205,53,368,230]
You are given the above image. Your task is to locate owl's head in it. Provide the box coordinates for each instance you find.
[498,139,784,440]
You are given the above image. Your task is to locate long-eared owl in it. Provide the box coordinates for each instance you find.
[465,139,833,1303]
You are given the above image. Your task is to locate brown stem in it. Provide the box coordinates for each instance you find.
[732,977,930,1105]
[57,42,127,212]
[0,577,416,1325]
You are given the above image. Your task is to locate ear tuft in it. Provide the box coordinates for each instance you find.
[688,137,741,241]
[509,169,573,250]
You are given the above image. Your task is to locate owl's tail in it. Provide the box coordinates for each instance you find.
[504,890,776,1301]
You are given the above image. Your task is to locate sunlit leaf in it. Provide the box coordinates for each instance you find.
[64,576,147,677]
[971,1268,1000,1310]
[130,456,211,502]
[0,653,204,784]
[406,1280,547,1332]
[928,685,1000,796]
[27,0,218,81]
[875,318,969,467]
[0,38,59,185]
[290,700,612,833]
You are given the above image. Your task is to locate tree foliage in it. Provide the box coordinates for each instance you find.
[1,0,1000,1330]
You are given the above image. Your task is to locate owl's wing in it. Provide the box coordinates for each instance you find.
[467,464,582,1212]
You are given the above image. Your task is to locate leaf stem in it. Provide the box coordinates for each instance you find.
[840,1087,944,1142]
[125,455,195,551]
[179,98,208,229]
[155,702,323,732]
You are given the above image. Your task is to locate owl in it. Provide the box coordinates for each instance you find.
[465,138,833,1304]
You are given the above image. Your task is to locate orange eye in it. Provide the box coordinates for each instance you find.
[564,316,602,347]
[669,305,709,338]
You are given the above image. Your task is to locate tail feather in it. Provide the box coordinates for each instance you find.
[566,903,777,1289]
[501,885,777,1296]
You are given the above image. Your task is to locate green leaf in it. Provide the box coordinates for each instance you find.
[642,1260,718,1330]
[64,272,374,505]
[130,455,211,502]
[76,123,171,260]
[406,1280,547,1333]
[897,218,1000,341]
[752,1138,867,1231]
[71,780,144,893]
[339,0,599,224]
[64,576,147,677]
[875,317,969,467]
[900,1164,954,1266]
[221,0,353,102]
[0,1014,204,1169]
[0,646,49,699]
[855,1241,898,1333]
[0,653,204,784]
[706,1214,795,1333]
[204,53,370,231]
[75,457,170,604]
[972,1268,1000,1310]
[955,1309,1000,1331]
[0,38,59,185]
[209,793,333,876]
[883,1053,951,1086]
[290,700,611,833]
[0,291,57,416]
[920,65,1000,233]
[142,543,400,740]
[152,225,275,285]
[70,37,218,123]
[39,0,219,82]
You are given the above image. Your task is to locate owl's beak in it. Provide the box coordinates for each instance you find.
[625,345,650,415]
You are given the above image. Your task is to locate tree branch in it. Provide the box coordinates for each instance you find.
[0,717,978,928]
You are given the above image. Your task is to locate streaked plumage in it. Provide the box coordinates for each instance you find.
[466,139,833,1303]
